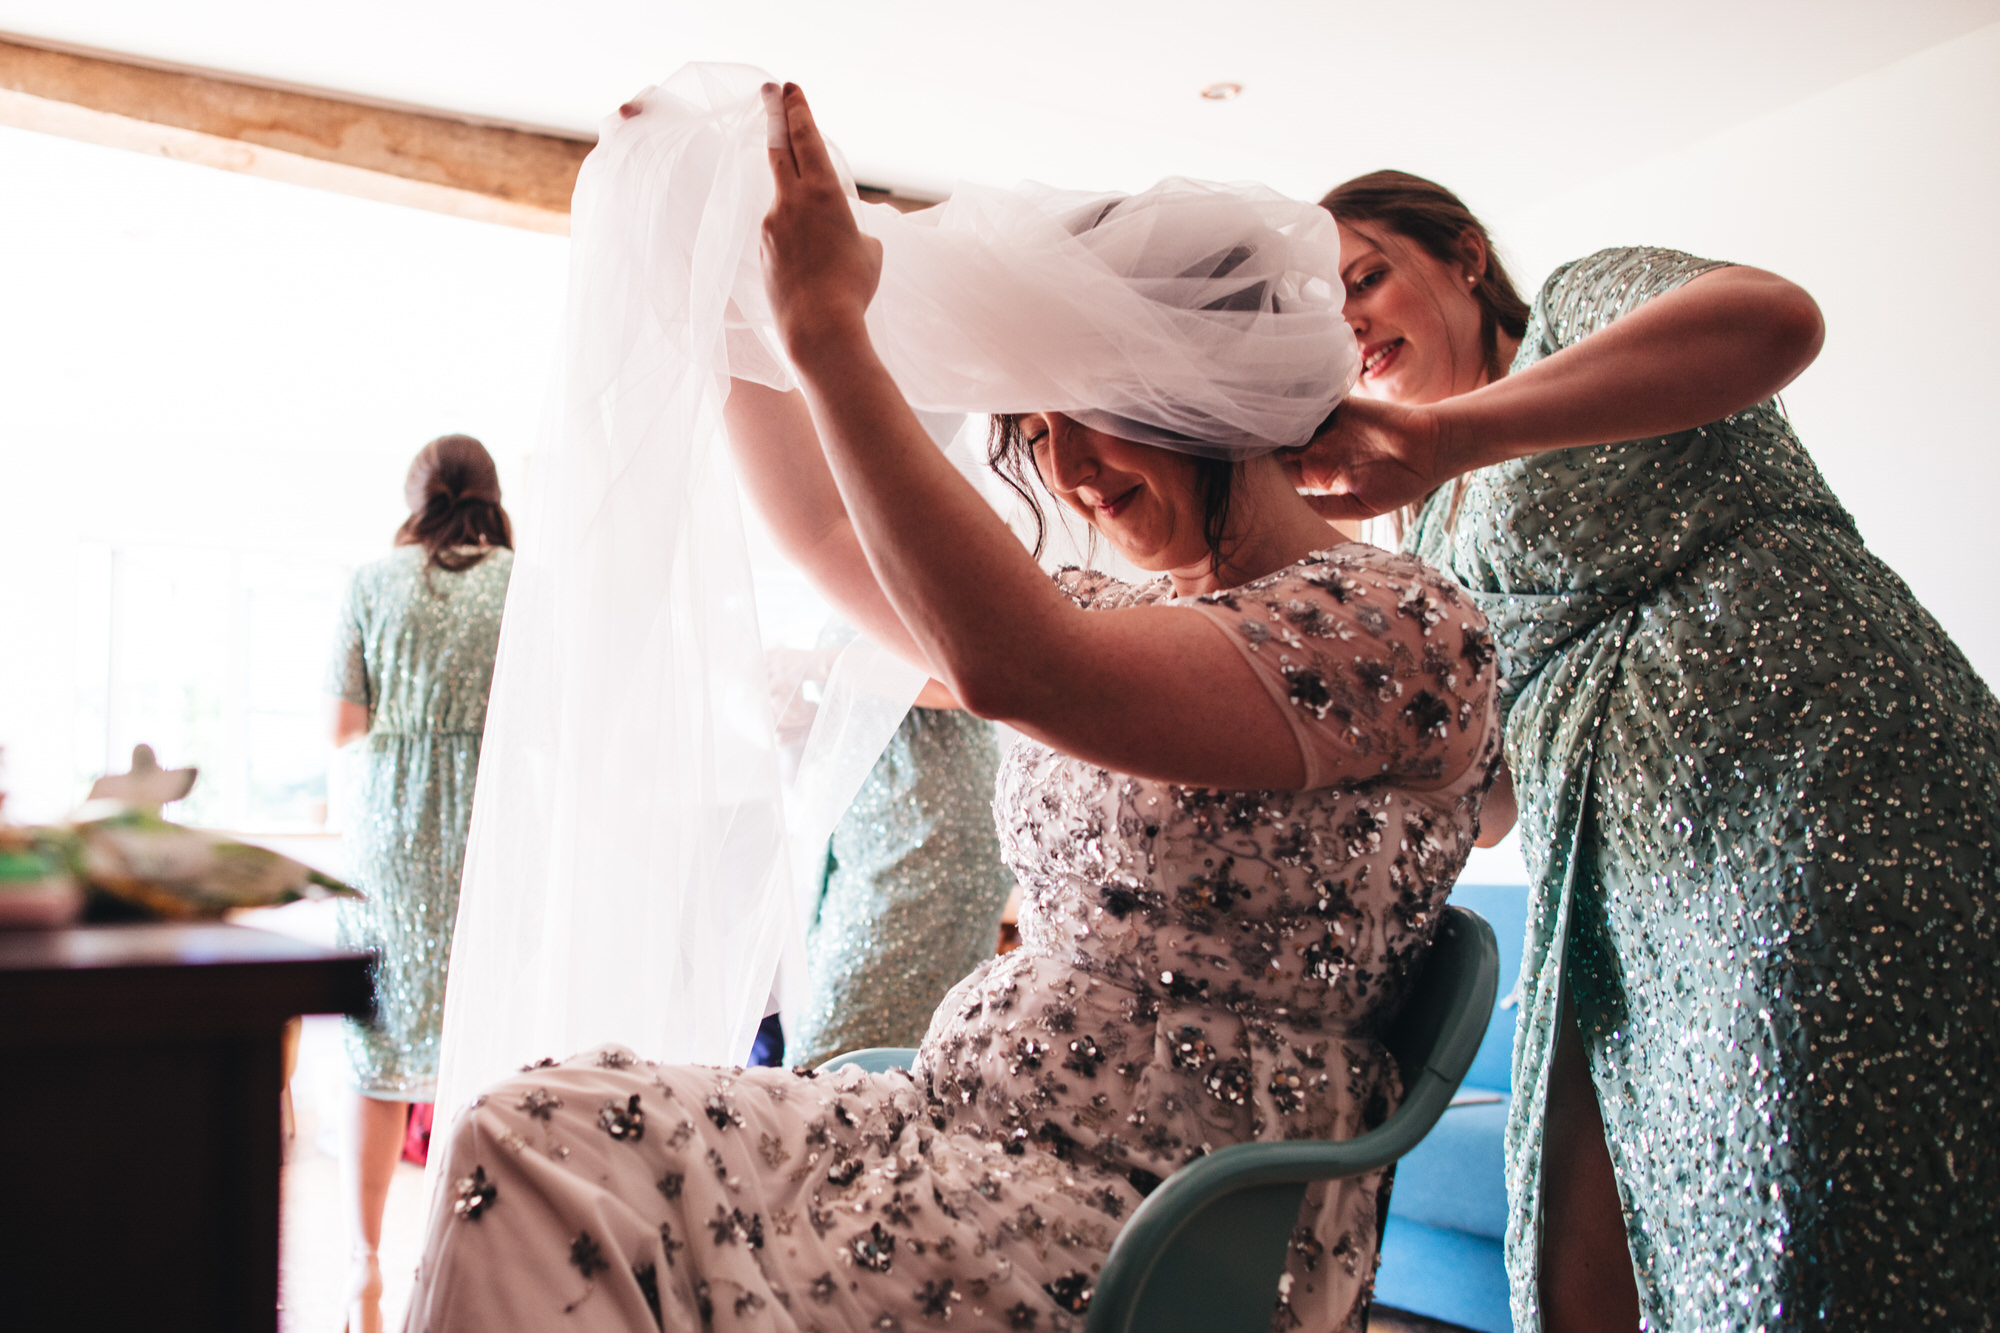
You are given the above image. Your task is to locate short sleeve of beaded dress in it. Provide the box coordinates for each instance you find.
[405,543,1498,1333]
[328,578,372,710]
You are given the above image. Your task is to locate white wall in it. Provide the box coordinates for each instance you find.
[1483,20,2000,688]
[0,126,568,821]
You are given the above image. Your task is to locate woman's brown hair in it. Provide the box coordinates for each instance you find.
[1319,171,1530,536]
[395,434,513,572]
[1319,170,1529,384]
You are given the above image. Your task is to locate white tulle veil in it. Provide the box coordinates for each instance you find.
[434,63,1359,1119]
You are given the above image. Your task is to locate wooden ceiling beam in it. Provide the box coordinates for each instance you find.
[0,32,590,232]
[0,33,940,232]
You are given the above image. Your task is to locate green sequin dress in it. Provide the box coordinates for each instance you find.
[1407,248,1999,1331]
[328,544,512,1101]
[791,707,1013,1068]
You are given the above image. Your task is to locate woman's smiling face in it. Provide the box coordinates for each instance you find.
[1337,221,1490,405]
[1022,412,1211,573]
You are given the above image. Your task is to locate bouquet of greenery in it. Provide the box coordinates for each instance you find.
[59,807,359,920]
[0,822,83,927]
[0,745,358,926]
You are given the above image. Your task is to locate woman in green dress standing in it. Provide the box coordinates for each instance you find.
[326,433,513,1333]
[1294,172,1998,1332]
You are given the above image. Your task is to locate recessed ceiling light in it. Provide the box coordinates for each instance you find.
[1200,82,1243,101]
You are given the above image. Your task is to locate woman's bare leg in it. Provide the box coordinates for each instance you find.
[339,1094,408,1332]
[1539,997,1640,1333]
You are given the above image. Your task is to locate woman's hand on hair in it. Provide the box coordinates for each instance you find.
[1283,396,1449,520]
[760,83,882,367]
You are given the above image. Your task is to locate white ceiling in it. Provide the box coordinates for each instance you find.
[4,1,1998,215]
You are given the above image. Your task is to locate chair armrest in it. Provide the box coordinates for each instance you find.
[1087,907,1499,1332]
[1083,1065,1467,1332]
[814,1046,919,1075]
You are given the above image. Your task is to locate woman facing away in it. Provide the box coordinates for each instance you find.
[1292,170,2000,1331]
[328,434,514,1333]
[403,87,1499,1333]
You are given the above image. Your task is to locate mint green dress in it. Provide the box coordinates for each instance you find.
[1407,248,1999,1331]
[791,707,1013,1069]
[328,544,512,1100]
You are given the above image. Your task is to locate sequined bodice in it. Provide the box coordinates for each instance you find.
[995,740,1476,1031]
[329,544,513,736]
[920,546,1498,1175]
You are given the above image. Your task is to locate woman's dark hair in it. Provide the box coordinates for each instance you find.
[1319,170,1529,385]
[395,434,513,572]
[986,415,1238,571]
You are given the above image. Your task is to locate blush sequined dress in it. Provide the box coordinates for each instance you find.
[403,545,1498,1333]
[1405,247,2000,1331]
[329,544,513,1101]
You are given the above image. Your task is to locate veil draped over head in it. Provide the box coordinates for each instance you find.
[434,62,1359,1117]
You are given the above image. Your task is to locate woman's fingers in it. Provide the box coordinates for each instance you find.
[762,82,794,176]
[1305,491,1373,521]
[762,82,844,196]
[755,80,883,357]
[779,84,839,188]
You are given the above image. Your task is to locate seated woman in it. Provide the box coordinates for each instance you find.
[406,84,1500,1332]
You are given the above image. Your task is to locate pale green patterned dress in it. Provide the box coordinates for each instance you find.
[1408,248,1999,1331]
[791,707,1013,1069]
[328,544,512,1100]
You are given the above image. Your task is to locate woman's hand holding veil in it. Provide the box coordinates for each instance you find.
[735,81,1466,793]
[759,82,884,366]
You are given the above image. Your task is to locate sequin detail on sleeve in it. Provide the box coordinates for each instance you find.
[326,576,371,709]
[1185,546,1496,791]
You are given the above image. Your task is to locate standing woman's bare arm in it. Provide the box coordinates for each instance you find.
[1294,267,1826,519]
[330,699,370,747]
[1431,265,1823,468]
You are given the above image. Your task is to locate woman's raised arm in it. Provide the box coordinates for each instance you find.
[1293,265,1826,519]
[722,376,958,709]
[756,83,1490,794]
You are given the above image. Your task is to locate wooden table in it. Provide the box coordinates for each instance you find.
[0,922,372,1332]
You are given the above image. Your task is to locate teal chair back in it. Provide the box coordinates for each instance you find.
[819,903,1499,1333]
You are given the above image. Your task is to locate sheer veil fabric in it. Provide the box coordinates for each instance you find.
[435,63,1359,1120]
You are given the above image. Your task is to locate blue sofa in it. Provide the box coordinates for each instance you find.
[1373,882,1527,1332]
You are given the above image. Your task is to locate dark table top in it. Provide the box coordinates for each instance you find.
[0,921,373,1044]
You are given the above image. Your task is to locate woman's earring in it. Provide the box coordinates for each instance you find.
[1465,274,1478,285]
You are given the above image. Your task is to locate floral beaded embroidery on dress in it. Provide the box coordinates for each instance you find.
[405,545,1499,1333]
